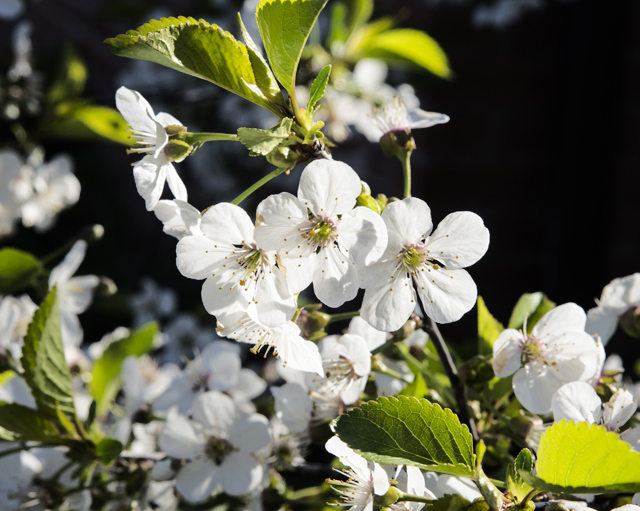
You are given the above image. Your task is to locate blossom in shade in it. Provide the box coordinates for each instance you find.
[176,202,296,328]
[360,197,489,331]
[254,160,387,308]
[370,96,449,141]
[586,273,640,344]
[492,303,602,415]
[115,86,187,210]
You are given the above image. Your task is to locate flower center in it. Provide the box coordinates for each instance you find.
[205,436,235,465]
[303,217,338,250]
[399,244,446,274]
[521,335,545,363]
[236,244,267,287]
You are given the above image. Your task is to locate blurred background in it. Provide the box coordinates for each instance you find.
[1,0,639,359]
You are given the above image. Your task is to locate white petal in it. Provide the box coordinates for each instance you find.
[155,111,183,127]
[59,275,99,314]
[298,160,361,217]
[425,212,489,269]
[133,155,168,211]
[603,389,637,431]
[314,245,359,308]
[49,240,87,286]
[159,416,203,459]
[382,198,432,253]
[59,309,83,347]
[228,413,271,453]
[599,273,640,309]
[191,391,236,433]
[407,110,450,129]
[357,258,398,290]
[372,462,390,495]
[340,376,367,405]
[416,268,477,324]
[492,330,523,378]
[513,362,565,415]
[348,316,387,352]
[621,426,640,452]
[325,436,369,476]
[546,333,600,382]
[533,303,587,338]
[436,475,482,502]
[551,382,600,424]
[176,458,220,502]
[221,451,263,496]
[201,276,249,319]
[361,270,416,332]
[228,368,267,402]
[272,383,312,433]
[254,192,308,252]
[338,207,388,266]
[586,306,619,346]
[254,265,296,327]
[274,326,324,376]
[200,202,255,245]
[115,87,158,137]
[204,351,241,392]
[279,247,318,293]
[176,235,227,280]
[337,334,371,376]
[165,163,187,202]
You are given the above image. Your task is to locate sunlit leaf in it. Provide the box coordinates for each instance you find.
[508,292,556,333]
[0,402,61,442]
[0,248,42,295]
[477,296,504,356]
[238,118,294,156]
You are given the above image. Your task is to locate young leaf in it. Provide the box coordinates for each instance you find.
[508,292,556,333]
[327,3,349,48]
[356,28,451,79]
[507,448,534,502]
[0,402,61,442]
[307,65,331,112]
[237,14,287,109]
[105,17,282,117]
[95,437,123,465]
[333,396,475,477]
[90,322,158,413]
[0,248,42,294]
[256,0,329,94]
[477,296,504,356]
[238,118,294,156]
[21,287,76,420]
[520,420,640,493]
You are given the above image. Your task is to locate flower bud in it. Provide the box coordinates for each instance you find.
[164,124,187,136]
[379,128,415,157]
[267,146,299,169]
[95,276,118,297]
[620,306,640,338]
[298,308,330,340]
[373,485,403,510]
[163,139,192,162]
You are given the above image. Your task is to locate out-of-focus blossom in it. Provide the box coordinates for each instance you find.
[0,294,37,361]
[130,278,177,327]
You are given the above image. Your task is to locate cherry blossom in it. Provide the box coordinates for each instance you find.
[370,96,449,141]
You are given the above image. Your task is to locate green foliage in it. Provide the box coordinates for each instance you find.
[47,43,87,105]
[91,322,158,413]
[354,28,451,79]
[0,248,42,294]
[256,0,329,94]
[0,402,60,442]
[508,293,556,333]
[400,372,428,399]
[430,495,472,511]
[520,421,640,493]
[477,296,504,356]
[333,396,475,477]
[105,17,284,117]
[95,437,124,465]
[238,118,294,156]
[21,288,76,420]
[307,65,331,112]
[507,449,534,502]
[344,0,374,34]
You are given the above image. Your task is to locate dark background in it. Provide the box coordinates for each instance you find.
[1,0,639,360]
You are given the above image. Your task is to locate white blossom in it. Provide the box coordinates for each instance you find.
[493,303,602,414]
[153,199,203,239]
[361,197,489,331]
[271,382,312,434]
[586,273,640,345]
[159,391,271,501]
[177,202,296,327]
[0,294,36,361]
[115,86,187,210]
[254,160,387,308]
[130,277,177,327]
[370,97,449,141]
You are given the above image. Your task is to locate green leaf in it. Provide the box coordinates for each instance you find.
[356,28,451,79]
[429,495,471,511]
[91,322,158,413]
[47,43,87,105]
[333,396,475,477]
[477,296,504,356]
[400,372,428,399]
[256,0,329,94]
[507,449,534,502]
[508,293,556,333]
[95,437,123,465]
[327,3,348,48]
[21,288,76,420]
[238,118,294,156]
[0,248,42,294]
[105,17,282,116]
[237,14,287,109]
[0,402,60,442]
[345,0,373,33]
[41,101,131,145]
[520,421,640,493]
[307,65,331,112]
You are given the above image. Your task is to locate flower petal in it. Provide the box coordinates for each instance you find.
[176,458,220,502]
[192,391,236,433]
[513,362,565,415]
[254,265,296,327]
[314,245,359,308]
[220,451,263,496]
[338,207,388,266]
[165,163,188,202]
[49,240,87,286]
[603,388,637,431]
[228,413,271,453]
[115,87,158,137]
[533,303,587,338]
[199,202,255,246]
[416,268,477,324]
[159,415,203,459]
[348,316,388,352]
[407,109,450,129]
[176,235,228,280]
[254,192,308,252]
[551,381,600,424]
[382,198,432,253]
[586,307,620,346]
[133,155,167,211]
[298,160,361,217]
[361,270,415,332]
[425,212,489,269]
[492,330,523,378]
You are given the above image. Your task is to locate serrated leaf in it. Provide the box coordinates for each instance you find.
[0,402,60,442]
[238,118,294,156]
[91,322,158,414]
[477,296,504,356]
[256,0,329,94]
[95,437,123,465]
[0,248,42,294]
[356,28,451,79]
[21,288,76,420]
[333,396,475,477]
[105,17,282,116]
[307,65,331,112]
[47,43,87,105]
[400,372,428,399]
[507,449,534,502]
[520,420,640,493]
[237,14,286,109]
[508,293,556,333]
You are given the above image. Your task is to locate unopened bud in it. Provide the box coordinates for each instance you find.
[373,485,403,510]
[164,124,187,136]
[620,306,640,338]
[267,146,298,169]
[163,139,192,162]
[375,194,388,212]
[80,224,104,244]
[95,277,118,297]
[379,129,415,157]
[356,193,380,213]
[298,308,330,339]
